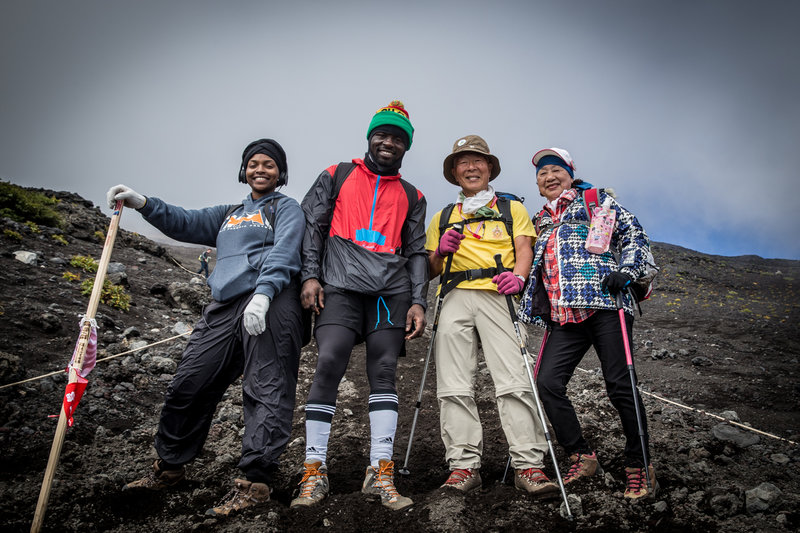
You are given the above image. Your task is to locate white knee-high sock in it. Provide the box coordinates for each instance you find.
[305,403,335,465]
[368,392,398,467]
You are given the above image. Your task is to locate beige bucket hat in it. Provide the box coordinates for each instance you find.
[442,134,501,184]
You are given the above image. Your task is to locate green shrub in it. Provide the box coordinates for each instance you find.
[70,255,98,273]
[0,181,63,228]
[24,221,41,233]
[62,271,81,281]
[80,279,130,311]
[93,230,105,241]
[52,234,68,245]
[3,229,22,241]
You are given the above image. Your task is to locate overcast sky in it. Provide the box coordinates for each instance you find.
[2,0,798,259]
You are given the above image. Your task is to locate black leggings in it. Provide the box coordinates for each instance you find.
[307,324,404,405]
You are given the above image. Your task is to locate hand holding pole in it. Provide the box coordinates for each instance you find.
[494,254,572,519]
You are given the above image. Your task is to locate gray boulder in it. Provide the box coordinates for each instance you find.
[745,482,782,514]
[712,423,760,448]
[167,282,210,313]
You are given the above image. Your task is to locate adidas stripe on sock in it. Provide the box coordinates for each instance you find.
[368,391,398,467]
[305,402,335,464]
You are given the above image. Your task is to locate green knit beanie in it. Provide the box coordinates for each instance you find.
[366,100,414,149]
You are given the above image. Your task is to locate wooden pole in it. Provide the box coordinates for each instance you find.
[31,202,124,533]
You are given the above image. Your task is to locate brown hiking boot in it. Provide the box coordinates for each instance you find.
[563,452,603,484]
[362,460,413,511]
[290,461,329,509]
[122,460,185,491]
[624,465,659,500]
[514,468,560,499]
[441,468,481,493]
[205,478,270,517]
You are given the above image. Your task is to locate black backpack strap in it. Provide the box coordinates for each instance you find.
[331,162,357,201]
[495,197,515,242]
[438,203,457,236]
[441,267,499,297]
[265,197,279,230]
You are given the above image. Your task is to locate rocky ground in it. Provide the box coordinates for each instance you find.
[1,188,799,532]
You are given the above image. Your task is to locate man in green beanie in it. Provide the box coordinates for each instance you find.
[291,101,427,511]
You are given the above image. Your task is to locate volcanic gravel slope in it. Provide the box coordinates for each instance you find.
[0,188,798,532]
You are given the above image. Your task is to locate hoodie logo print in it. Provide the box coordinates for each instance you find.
[225,212,264,228]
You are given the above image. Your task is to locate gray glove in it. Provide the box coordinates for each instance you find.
[243,294,270,336]
[106,184,146,210]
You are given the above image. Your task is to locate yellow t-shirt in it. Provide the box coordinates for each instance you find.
[425,200,536,291]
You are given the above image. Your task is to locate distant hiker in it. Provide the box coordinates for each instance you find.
[106,138,305,516]
[197,248,212,278]
[424,135,559,498]
[518,147,658,499]
[291,101,427,511]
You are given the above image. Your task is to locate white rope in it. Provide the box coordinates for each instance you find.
[167,254,200,276]
[573,365,797,446]
[0,331,191,390]
[2,330,795,447]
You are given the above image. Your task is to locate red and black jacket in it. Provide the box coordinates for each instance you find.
[301,158,428,308]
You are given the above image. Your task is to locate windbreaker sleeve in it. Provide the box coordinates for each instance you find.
[254,196,304,299]
[300,168,336,283]
[402,189,429,309]
[137,197,229,247]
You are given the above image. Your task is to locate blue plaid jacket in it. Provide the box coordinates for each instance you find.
[518,188,651,324]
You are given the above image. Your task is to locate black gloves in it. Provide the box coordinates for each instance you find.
[601,272,632,295]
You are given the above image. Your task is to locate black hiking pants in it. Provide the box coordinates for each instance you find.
[153,280,302,483]
[536,310,650,467]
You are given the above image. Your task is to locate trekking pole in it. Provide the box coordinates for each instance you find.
[31,201,125,533]
[398,223,462,476]
[493,255,572,520]
[615,291,652,491]
[504,326,550,484]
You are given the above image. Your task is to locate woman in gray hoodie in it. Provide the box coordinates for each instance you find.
[106,138,304,517]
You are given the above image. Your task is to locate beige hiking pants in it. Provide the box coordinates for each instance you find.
[435,288,548,470]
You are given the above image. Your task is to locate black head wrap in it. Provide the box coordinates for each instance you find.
[239,138,288,185]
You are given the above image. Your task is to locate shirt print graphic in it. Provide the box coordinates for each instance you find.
[221,209,273,232]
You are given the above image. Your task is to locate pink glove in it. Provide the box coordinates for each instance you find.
[493,271,525,295]
[436,229,465,257]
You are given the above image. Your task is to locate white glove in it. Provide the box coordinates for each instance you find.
[243,294,270,336]
[106,184,146,210]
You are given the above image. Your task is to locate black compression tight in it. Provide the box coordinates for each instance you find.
[307,324,404,404]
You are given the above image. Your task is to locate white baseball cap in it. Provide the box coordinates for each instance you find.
[531,147,576,171]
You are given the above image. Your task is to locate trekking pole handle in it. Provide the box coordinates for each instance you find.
[494,254,518,319]
[615,292,624,310]
[439,223,463,291]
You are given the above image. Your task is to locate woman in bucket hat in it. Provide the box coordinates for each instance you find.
[107,138,305,517]
[518,147,658,499]
[424,135,559,499]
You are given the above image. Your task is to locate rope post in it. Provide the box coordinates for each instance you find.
[31,202,124,533]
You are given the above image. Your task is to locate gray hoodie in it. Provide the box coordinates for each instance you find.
[138,191,304,303]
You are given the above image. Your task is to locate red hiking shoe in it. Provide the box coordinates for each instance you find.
[514,468,559,499]
[441,468,481,493]
[624,464,659,500]
[563,452,603,484]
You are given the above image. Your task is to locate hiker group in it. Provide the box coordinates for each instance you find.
[106,99,658,518]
